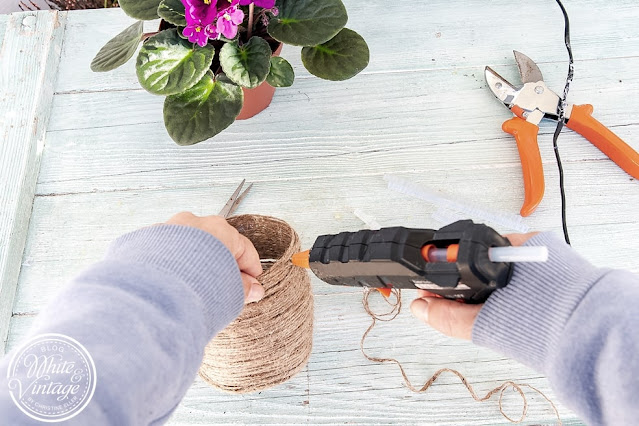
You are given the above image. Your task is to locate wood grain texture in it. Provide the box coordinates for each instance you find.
[36,56,639,195]
[3,0,639,423]
[53,0,639,94]
[0,15,7,46]
[0,11,66,355]
[12,170,639,314]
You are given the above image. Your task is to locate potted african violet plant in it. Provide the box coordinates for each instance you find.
[91,0,370,145]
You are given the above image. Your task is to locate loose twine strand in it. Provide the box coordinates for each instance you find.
[360,288,562,424]
[199,215,314,394]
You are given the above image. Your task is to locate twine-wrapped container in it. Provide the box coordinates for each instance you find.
[199,215,314,393]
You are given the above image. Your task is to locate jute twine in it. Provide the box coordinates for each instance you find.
[361,288,562,425]
[199,215,314,393]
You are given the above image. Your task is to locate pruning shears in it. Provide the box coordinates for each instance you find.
[485,51,639,216]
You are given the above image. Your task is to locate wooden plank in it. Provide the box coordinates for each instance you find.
[4,1,638,424]
[298,292,573,425]
[53,0,639,94]
[13,169,639,315]
[0,1,51,14]
[53,9,154,94]
[36,56,639,195]
[0,10,67,354]
[0,15,7,46]
[5,313,34,353]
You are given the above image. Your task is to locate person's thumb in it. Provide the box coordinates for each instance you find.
[410,297,482,340]
[241,272,265,304]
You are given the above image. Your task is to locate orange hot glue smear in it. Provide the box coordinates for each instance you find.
[291,250,310,269]
[376,288,392,298]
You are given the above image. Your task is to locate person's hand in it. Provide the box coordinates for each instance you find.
[410,232,538,339]
[165,212,265,303]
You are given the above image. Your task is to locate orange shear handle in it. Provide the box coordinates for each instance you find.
[502,117,545,217]
[566,104,639,179]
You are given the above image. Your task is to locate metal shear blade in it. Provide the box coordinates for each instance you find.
[218,179,253,218]
[484,51,543,97]
[513,51,543,84]
[485,51,561,124]
[484,66,518,105]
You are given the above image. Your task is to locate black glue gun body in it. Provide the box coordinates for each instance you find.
[307,220,513,303]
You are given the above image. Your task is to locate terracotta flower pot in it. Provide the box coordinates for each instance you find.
[236,43,283,120]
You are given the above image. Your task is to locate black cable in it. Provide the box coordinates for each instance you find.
[553,0,574,245]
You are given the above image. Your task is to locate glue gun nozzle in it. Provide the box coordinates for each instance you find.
[291,250,310,269]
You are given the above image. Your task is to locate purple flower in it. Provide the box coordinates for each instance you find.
[180,0,245,44]
[239,0,275,8]
[183,22,219,47]
[216,5,244,39]
[181,0,222,46]
[183,0,218,23]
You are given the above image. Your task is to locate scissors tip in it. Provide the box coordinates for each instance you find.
[218,180,253,218]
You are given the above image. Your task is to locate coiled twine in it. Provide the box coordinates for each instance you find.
[199,215,314,393]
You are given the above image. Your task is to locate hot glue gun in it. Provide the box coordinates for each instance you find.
[291,220,547,303]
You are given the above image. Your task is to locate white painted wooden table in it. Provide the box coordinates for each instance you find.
[2,1,639,424]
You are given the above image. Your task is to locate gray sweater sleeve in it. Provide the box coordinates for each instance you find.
[472,232,639,425]
[0,224,245,425]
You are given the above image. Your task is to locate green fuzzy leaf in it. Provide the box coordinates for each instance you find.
[268,0,347,46]
[177,28,188,40]
[158,0,186,27]
[266,57,294,87]
[219,37,271,89]
[301,28,369,81]
[136,29,216,96]
[164,71,244,145]
[118,0,162,20]
[91,21,143,72]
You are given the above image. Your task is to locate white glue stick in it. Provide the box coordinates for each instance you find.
[488,246,548,263]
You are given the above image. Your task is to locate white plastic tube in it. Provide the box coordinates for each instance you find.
[384,174,530,233]
[488,246,548,263]
[353,208,382,230]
